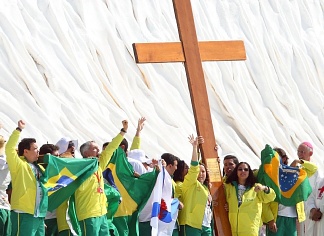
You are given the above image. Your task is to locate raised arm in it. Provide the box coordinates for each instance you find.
[5,120,25,172]
[99,120,128,170]
[130,117,146,150]
[188,134,204,162]
[182,135,204,189]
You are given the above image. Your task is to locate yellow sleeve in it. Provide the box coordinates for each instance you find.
[256,185,276,204]
[262,202,278,223]
[301,160,318,177]
[182,162,200,191]
[130,136,141,150]
[5,130,21,172]
[99,133,124,170]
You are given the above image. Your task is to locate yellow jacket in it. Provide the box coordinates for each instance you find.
[75,134,124,221]
[5,130,47,216]
[57,135,140,230]
[178,161,210,229]
[225,182,276,236]
[174,181,183,200]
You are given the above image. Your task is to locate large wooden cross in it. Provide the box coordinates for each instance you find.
[132,0,246,235]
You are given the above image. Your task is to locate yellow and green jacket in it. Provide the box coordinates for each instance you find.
[5,130,47,217]
[225,182,275,236]
[75,133,124,221]
[58,135,140,230]
[178,161,210,229]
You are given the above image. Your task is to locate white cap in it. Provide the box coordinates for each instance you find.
[56,137,78,155]
[128,149,150,163]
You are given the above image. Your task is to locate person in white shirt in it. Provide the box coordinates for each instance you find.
[0,134,11,236]
[297,142,321,236]
[305,176,324,235]
[127,149,151,175]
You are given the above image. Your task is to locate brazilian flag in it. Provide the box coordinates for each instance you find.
[108,147,158,236]
[41,154,98,211]
[257,144,312,206]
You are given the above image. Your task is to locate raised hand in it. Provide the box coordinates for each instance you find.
[122,120,128,131]
[188,134,196,146]
[137,117,146,131]
[18,120,26,130]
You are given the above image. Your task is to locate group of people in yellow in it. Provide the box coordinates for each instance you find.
[222,143,321,236]
[0,118,323,236]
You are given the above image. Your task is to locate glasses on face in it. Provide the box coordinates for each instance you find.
[238,168,249,172]
[297,150,306,154]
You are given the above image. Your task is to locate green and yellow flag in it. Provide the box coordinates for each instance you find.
[41,154,98,211]
[108,147,158,236]
[257,144,312,206]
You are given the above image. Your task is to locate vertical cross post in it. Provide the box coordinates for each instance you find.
[132,0,246,234]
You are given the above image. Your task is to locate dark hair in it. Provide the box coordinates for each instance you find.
[225,162,256,187]
[173,160,188,182]
[199,162,210,188]
[102,142,110,150]
[223,154,239,176]
[161,153,179,166]
[223,155,239,165]
[273,147,287,159]
[273,147,288,164]
[39,144,59,155]
[18,138,37,156]
[119,138,128,152]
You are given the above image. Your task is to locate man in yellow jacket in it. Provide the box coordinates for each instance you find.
[6,120,47,236]
[75,120,128,236]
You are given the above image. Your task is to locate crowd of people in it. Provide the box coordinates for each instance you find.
[0,118,323,236]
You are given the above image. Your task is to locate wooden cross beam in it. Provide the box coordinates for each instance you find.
[132,0,246,235]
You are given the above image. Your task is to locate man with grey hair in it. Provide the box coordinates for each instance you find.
[296,142,320,236]
[75,120,128,236]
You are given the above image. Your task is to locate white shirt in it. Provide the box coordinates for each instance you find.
[278,204,297,218]
[305,176,324,236]
[0,154,11,210]
[29,163,43,217]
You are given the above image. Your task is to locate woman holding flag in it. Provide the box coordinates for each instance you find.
[178,135,213,236]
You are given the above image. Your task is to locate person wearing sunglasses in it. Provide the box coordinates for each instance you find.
[225,162,276,236]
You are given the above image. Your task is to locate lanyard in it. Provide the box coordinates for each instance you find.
[94,171,103,193]
[94,171,101,184]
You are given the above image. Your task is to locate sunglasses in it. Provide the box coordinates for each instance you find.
[238,168,249,172]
